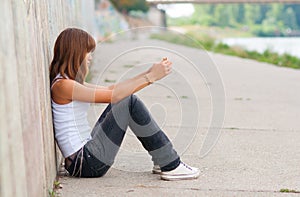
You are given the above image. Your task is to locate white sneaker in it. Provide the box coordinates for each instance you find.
[152,165,162,174]
[160,162,200,181]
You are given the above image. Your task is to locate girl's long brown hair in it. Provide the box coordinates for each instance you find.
[49,28,96,84]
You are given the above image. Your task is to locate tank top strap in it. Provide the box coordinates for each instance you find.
[51,74,67,89]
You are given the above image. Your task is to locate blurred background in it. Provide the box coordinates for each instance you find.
[94,0,300,69]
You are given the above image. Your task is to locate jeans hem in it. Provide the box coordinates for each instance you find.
[160,157,181,172]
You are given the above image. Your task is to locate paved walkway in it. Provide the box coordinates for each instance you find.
[60,34,300,196]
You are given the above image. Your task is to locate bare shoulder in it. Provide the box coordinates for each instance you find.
[52,79,74,91]
[51,79,76,101]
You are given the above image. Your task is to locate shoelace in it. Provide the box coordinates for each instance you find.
[181,162,193,171]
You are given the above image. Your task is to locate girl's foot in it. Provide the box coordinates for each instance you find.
[160,162,200,181]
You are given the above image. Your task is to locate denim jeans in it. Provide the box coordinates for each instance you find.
[66,95,180,178]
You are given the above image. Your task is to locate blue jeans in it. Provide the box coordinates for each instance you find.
[66,95,180,178]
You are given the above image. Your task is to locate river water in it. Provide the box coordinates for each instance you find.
[221,37,300,58]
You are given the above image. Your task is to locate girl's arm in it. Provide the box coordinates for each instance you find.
[84,82,115,90]
[51,60,172,104]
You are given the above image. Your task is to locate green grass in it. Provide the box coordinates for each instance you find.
[280,188,300,193]
[175,25,254,39]
[123,64,134,68]
[104,78,116,83]
[228,127,239,130]
[180,95,188,99]
[48,181,62,197]
[150,31,300,70]
[234,97,243,101]
[48,189,58,197]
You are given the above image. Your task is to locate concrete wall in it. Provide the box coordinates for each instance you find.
[0,0,95,197]
[94,0,129,40]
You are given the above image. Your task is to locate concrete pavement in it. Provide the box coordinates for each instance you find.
[59,34,300,196]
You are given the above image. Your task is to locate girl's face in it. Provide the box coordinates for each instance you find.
[85,52,93,67]
[83,52,93,78]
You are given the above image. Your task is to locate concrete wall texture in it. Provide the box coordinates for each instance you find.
[0,0,95,196]
[94,0,128,40]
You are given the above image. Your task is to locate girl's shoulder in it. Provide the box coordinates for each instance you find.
[51,78,75,104]
[51,78,75,91]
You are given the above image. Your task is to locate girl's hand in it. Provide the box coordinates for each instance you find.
[147,58,172,82]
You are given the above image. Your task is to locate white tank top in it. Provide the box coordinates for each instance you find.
[51,75,91,158]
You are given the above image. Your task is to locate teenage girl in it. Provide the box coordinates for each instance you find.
[50,28,200,180]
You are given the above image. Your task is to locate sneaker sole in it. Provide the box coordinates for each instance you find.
[160,171,200,181]
[152,169,162,174]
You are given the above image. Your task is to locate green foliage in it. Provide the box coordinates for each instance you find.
[214,5,232,27]
[150,32,300,69]
[123,64,134,68]
[284,7,298,30]
[48,189,57,197]
[169,3,300,37]
[110,0,149,13]
[104,78,116,83]
[48,180,62,197]
[54,181,61,188]
[280,188,300,193]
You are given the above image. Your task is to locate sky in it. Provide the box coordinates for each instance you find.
[157,3,195,18]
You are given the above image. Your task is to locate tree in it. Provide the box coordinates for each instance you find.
[257,5,269,24]
[283,7,298,29]
[214,5,233,27]
[287,4,300,28]
[271,3,285,21]
[110,0,149,13]
[244,4,261,25]
[169,3,300,36]
[192,5,216,26]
